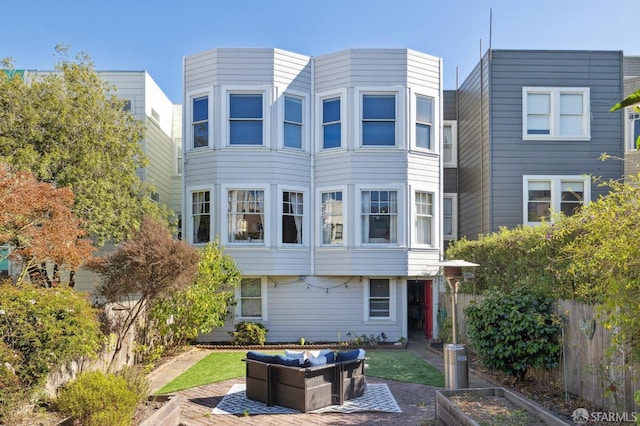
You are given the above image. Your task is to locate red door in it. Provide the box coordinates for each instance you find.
[423,280,433,339]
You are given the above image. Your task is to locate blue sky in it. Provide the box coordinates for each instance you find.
[2,0,638,103]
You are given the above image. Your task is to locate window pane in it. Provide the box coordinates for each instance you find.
[363,122,395,146]
[560,94,583,114]
[369,300,390,317]
[230,121,263,145]
[230,94,262,118]
[528,116,550,134]
[633,116,640,149]
[241,279,261,297]
[363,95,395,119]
[284,122,302,149]
[285,96,302,123]
[323,98,340,123]
[528,181,551,222]
[323,123,341,149]
[560,115,583,136]
[193,122,208,148]
[282,191,303,244]
[416,123,431,149]
[528,93,550,114]
[370,279,389,297]
[322,191,343,245]
[192,191,210,243]
[416,96,433,123]
[193,97,208,121]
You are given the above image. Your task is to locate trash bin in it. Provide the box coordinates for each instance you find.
[444,343,468,389]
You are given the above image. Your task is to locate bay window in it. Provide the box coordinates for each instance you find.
[321,191,343,245]
[229,93,263,145]
[228,189,265,243]
[362,94,396,146]
[362,190,397,244]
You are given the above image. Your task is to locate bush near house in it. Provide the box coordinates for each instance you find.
[230,321,268,346]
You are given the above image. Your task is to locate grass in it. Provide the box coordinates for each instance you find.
[156,349,444,394]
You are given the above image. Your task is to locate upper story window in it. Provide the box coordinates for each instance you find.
[321,190,343,245]
[322,97,341,149]
[626,109,640,151]
[415,191,433,245]
[523,175,590,225]
[416,96,434,149]
[362,94,396,146]
[522,87,591,140]
[284,95,303,149]
[361,190,397,244]
[191,190,210,244]
[229,93,263,145]
[282,191,303,244]
[443,121,457,167]
[228,189,265,243]
[192,96,209,149]
[175,139,183,174]
[443,194,458,240]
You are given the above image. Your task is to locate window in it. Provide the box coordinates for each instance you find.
[191,190,210,243]
[230,93,263,145]
[321,191,343,245]
[443,194,458,240]
[362,94,396,146]
[362,190,397,243]
[176,138,183,174]
[192,96,209,148]
[322,97,341,149]
[0,244,10,276]
[522,87,590,140]
[122,99,132,112]
[228,189,264,243]
[239,278,263,318]
[523,176,590,225]
[416,96,434,149]
[363,278,397,320]
[282,191,303,244]
[627,109,640,151]
[415,191,433,245]
[284,96,303,149]
[443,121,457,166]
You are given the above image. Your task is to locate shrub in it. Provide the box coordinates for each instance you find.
[229,321,268,345]
[464,290,562,381]
[56,370,142,426]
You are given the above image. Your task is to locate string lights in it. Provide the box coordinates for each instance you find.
[268,276,356,293]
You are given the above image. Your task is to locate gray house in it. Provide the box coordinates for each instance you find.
[449,49,625,239]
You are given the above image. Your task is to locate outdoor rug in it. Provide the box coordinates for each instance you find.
[212,383,402,415]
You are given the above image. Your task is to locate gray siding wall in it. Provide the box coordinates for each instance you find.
[443,90,457,121]
[488,50,624,232]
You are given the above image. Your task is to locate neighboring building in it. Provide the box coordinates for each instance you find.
[623,56,640,177]
[182,48,444,343]
[452,50,625,239]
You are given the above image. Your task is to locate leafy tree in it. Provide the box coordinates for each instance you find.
[0,164,94,286]
[148,240,240,353]
[0,46,168,248]
[87,217,200,368]
[465,290,562,381]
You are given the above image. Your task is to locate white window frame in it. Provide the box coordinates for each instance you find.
[625,108,640,152]
[413,94,436,151]
[186,185,213,245]
[443,121,458,167]
[235,277,268,321]
[363,278,397,322]
[175,138,183,175]
[316,89,347,151]
[280,90,309,151]
[522,175,591,226]
[356,185,405,247]
[358,88,401,148]
[443,193,458,241]
[222,184,270,246]
[186,88,213,150]
[413,190,435,247]
[278,185,309,247]
[317,186,347,247]
[222,85,271,148]
[522,87,591,141]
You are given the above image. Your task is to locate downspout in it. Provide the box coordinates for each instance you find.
[310,57,315,277]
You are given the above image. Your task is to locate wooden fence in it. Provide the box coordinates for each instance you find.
[440,292,640,413]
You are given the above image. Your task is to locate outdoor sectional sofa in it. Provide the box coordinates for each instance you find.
[242,348,366,412]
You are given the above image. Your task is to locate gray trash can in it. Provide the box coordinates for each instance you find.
[444,343,468,389]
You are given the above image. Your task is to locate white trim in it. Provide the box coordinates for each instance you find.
[315,88,348,152]
[356,87,404,148]
[280,90,310,152]
[522,87,591,141]
[316,185,348,248]
[363,277,397,322]
[411,89,440,152]
[186,88,214,150]
[235,276,268,321]
[411,187,438,248]
[277,184,310,248]
[443,193,458,240]
[222,85,272,148]
[355,184,405,247]
[442,120,457,167]
[185,184,214,245]
[221,183,271,246]
[522,175,591,225]
[625,108,640,152]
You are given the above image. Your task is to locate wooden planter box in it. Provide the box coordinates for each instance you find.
[435,387,571,426]
[244,358,366,412]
